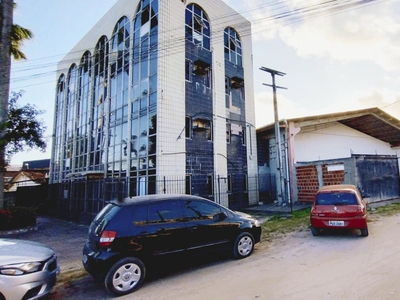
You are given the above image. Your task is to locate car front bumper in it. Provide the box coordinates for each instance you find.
[0,258,59,300]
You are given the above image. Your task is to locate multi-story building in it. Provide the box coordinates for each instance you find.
[49,0,258,221]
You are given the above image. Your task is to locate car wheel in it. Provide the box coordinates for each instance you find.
[311,226,320,236]
[233,232,254,259]
[360,227,369,237]
[105,257,146,296]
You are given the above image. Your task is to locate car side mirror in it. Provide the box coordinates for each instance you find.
[213,212,227,222]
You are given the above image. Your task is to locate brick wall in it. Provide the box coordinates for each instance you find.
[296,165,320,203]
[295,162,346,203]
[322,163,345,186]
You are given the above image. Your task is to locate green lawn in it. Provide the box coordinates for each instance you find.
[261,202,400,241]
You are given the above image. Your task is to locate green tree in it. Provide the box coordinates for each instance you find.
[0,1,34,208]
[3,90,47,163]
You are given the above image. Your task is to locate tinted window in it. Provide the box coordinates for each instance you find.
[148,201,180,223]
[132,205,148,226]
[316,192,357,205]
[93,204,120,222]
[184,200,221,220]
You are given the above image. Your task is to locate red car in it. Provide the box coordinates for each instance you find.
[310,184,368,237]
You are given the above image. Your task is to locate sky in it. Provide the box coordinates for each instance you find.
[9,0,400,166]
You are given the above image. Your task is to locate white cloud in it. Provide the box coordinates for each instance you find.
[255,90,309,127]
[256,87,400,128]
[250,1,400,70]
[282,2,400,70]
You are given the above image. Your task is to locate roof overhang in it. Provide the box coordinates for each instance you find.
[257,108,400,148]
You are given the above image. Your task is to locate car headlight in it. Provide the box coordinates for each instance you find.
[0,262,42,275]
[254,219,261,227]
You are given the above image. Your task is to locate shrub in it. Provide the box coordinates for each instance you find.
[0,206,37,230]
[0,209,13,229]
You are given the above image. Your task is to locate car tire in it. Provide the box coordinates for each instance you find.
[233,232,255,259]
[360,227,369,237]
[105,257,146,296]
[311,226,320,236]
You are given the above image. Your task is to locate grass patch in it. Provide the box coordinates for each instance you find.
[369,202,400,217]
[261,208,311,241]
[260,202,400,241]
[56,268,88,286]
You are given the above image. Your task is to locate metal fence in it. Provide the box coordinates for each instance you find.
[47,173,268,224]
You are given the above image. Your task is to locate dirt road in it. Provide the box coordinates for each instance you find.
[52,213,400,300]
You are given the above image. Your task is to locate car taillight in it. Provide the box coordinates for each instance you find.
[99,230,116,247]
[356,204,365,216]
[311,206,317,215]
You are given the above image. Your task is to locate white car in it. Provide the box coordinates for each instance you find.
[0,238,59,300]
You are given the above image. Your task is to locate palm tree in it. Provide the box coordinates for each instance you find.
[1,2,34,60]
[10,23,33,60]
[0,0,34,209]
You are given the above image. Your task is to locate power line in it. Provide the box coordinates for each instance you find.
[9,0,389,91]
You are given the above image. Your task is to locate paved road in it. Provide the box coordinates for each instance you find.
[0,216,88,272]
[64,213,399,300]
[3,208,400,299]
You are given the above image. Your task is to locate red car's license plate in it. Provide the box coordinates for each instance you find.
[328,220,344,226]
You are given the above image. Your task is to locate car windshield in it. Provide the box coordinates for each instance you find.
[316,192,357,205]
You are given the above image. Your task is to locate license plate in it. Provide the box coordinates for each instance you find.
[329,220,344,226]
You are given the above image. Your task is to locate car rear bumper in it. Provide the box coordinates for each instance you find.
[310,215,367,229]
[82,242,120,276]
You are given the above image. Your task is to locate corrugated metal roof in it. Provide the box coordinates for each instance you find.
[257,107,400,148]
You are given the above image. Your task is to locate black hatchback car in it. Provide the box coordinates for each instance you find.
[82,194,261,296]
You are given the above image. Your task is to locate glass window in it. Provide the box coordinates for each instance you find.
[185,116,192,138]
[149,92,157,106]
[207,174,213,195]
[148,201,180,223]
[149,113,157,135]
[132,205,147,225]
[316,192,357,205]
[226,123,231,143]
[185,59,192,82]
[183,200,221,220]
[227,175,232,193]
[185,4,210,50]
[148,136,156,154]
[185,175,191,195]
[224,27,242,66]
[149,73,157,93]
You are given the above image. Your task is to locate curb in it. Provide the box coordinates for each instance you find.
[0,225,38,237]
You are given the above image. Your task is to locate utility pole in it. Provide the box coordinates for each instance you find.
[0,0,13,209]
[260,66,287,206]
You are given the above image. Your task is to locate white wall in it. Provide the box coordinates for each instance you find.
[294,122,398,162]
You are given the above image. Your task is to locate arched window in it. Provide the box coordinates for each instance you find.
[76,51,91,170]
[185,4,210,50]
[78,51,91,132]
[109,17,131,176]
[65,64,78,171]
[224,27,242,66]
[66,64,78,137]
[51,74,66,182]
[91,36,108,168]
[131,0,159,195]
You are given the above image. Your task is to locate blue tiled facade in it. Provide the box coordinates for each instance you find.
[48,0,258,221]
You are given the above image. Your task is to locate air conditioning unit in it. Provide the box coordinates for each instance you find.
[193,60,210,76]
[231,76,244,89]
